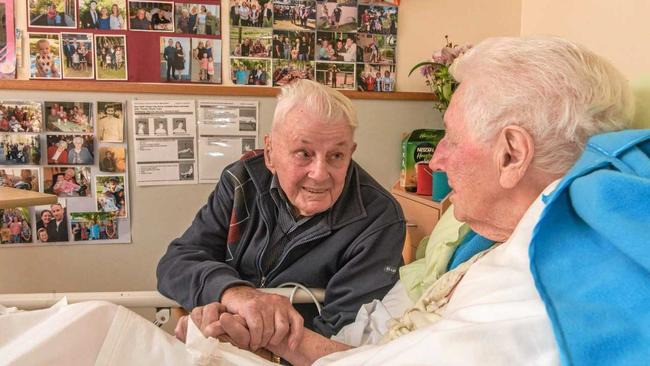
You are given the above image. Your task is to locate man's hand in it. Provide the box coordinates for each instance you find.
[175,302,229,342]
[221,286,304,351]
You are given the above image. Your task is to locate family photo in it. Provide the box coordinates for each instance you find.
[191,38,222,83]
[45,101,93,133]
[94,35,128,80]
[34,200,69,243]
[0,134,41,165]
[0,101,43,133]
[231,58,271,86]
[128,0,174,31]
[357,4,397,34]
[230,27,272,58]
[272,30,315,60]
[315,62,355,89]
[43,167,91,197]
[160,36,191,82]
[29,33,61,79]
[0,168,39,192]
[46,134,95,165]
[272,59,314,86]
[229,0,272,27]
[273,0,316,31]
[174,3,220,35]
[316,0,357,32]
[95,175,127,217]
[0,208,32,245]
[78,0,127,30]
[98,146,127,173]
[356,63,395,91]
[357,33,395,64]
[61,33,94,79]
[70,212,119,241]
[29,0,76,27]
[316,32,357,62]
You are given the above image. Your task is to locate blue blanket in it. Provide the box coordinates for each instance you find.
[529,129,650,365]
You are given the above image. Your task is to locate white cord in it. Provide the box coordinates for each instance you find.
[277,282,322,315]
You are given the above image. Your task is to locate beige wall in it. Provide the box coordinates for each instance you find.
[520,0,650,128]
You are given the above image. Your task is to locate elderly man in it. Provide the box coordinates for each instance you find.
[178,37,649,365]
[157,80,405,350]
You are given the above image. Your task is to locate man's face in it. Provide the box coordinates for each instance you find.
[51,204,64,221]
[429,84,501,228]
[265,108,356,217]
[137,9,145,19]
[90,2,97,10]
[168,39,173,46]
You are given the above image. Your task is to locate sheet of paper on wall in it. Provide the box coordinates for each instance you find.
[197,100,259,183]
[131,100,198,186]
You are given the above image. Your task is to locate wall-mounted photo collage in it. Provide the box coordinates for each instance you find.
[228,0,398,91]
[25,0,222,83]
[0,99,132,247]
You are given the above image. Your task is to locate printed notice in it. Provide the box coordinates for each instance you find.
[131,100,197,185]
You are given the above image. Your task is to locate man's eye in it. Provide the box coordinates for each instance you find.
[295,151,310,159]
[329,152,344,161]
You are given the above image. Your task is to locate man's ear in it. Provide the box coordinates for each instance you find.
[494,126,535,189]
[263,134,275,173]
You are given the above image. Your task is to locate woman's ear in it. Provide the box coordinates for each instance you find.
[263,134,275,173]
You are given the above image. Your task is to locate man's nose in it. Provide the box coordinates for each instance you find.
[308,157,329,181]
[429,141,447,172]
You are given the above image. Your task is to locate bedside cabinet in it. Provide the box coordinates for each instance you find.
[391,181,451,264]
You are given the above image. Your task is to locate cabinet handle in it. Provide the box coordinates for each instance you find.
[406,223,418,228]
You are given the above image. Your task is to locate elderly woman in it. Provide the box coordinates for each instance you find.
[67,136,93,164]
[47,139,68,164]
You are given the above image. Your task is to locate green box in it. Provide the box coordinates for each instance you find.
[400,129,445,192]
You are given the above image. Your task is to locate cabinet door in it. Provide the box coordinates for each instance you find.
[393,195,440,263]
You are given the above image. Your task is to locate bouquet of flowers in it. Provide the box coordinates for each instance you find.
[409,36,471,113]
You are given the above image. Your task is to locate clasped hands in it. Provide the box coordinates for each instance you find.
[175,286,304,354]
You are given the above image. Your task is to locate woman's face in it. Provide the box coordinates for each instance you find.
[41,211,52,223]
[112,4,119,15]
[176,42,182,49]
[100,7,108,16]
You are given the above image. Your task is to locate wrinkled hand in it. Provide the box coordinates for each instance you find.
[221,286,304,351]
[175,302,228,342]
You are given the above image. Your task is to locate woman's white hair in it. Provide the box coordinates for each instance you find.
[272,79,358,132]
[451,36,635,174]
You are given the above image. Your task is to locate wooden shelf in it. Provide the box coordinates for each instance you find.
[0,80,437,101]
[391,181,451,211]
[0,187,58,209]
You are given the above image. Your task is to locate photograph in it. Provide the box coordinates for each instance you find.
[230,27,272,58]
[172,118,188,134]
[179,162,194,180]
[97,101,125,142]
[316,62,355,89]
[135,118,149,135]
[177,138,194,159]
[0,0,17,80]
[175,3,220,35]
[0,101,43,133]
[358,0,397,5]
[95,175,127,217]
[45,134,95,165]
[316,0,357,32]
[0,168,39,191]
[34,199,69,243]
[159,36,191,82]
[43,167,91,197]
[153,118,168,135]
[316,32,357,62]
[356,63,395,91]
[61,33,94,79]
[0,208,33,244]
[356,33,395,64]
[272,59,314,86]
[128,0,174,31]
[70,212,119,241]
[29,0,76,27]
[230,0,272,27]
[273,0,316,31]
[239,107,257,131]
[0,134,41,165]
[79,0,127,30]
[98,146,127,173]
[29,33,62,79]
[358,4,397,34]
[272,30,314,60]
[191,38,222,83]
[94,35,128,80]
[44,101,93,133]
[231,58,271,86]
[241,137,256,154]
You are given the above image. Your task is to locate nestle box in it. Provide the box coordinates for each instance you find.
[400,129,445,191]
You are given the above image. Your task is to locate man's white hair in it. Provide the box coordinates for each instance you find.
[272,79,358,132]
[451,36,635,174]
